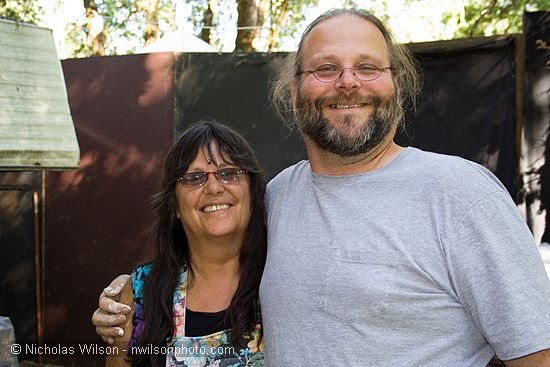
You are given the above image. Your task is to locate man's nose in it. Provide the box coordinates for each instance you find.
[335,68,361,92]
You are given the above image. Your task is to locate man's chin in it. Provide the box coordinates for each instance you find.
[308,129,374,157]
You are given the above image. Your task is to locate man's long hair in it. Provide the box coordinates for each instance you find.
[134,120,267,366]
[270,8,422,129]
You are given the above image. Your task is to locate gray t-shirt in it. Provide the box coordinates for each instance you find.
[260,147,550,366]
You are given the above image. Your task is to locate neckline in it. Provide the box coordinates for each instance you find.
[186,307,227,315]
[310,146,413,180]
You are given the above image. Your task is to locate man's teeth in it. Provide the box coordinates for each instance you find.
[202,204,231,213]
[329,103,366,109]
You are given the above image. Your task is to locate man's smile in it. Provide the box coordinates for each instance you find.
[328,103,368,109]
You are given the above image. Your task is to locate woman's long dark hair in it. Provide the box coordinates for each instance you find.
[134,120,267,366]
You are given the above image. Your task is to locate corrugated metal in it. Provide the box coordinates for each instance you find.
[0,19,79,170]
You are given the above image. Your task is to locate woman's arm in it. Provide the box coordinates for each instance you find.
[503,349,550,367]
[105,280,134,367]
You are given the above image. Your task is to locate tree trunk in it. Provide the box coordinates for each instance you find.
[144,0,161,45]
[235,0,259,52]
[199,0,215,45]
[83,0,106,56]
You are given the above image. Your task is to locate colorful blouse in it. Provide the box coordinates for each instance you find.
[128,263,264,367]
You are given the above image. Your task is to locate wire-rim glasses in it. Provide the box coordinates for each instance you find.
[176,167,248,188]
[296,63,393,83]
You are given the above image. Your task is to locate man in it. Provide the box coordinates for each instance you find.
[93,8,550,366]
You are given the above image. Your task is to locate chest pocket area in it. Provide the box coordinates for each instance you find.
[320,243,404,324]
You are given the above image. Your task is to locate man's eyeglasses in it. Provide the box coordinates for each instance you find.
[296,63,393,83]
[176,167,248,188]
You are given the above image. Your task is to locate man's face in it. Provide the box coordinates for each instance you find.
[293,15,401,157]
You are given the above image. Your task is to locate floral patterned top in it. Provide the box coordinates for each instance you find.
[128,263,264,367]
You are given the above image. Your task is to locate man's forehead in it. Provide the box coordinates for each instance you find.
[301,15,390,64]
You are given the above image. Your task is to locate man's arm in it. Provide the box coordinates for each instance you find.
[504,348,550,367]
[445,190,550,360]
[91,274,132,344]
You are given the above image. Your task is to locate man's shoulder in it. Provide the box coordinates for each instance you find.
[406,147,473,170]
[405,147,506,193]
[267,160,310,190]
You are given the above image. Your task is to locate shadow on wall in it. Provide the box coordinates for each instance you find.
[42,52,174,366]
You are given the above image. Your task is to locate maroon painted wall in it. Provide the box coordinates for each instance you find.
[43,53,174,366]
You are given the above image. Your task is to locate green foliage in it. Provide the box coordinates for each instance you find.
[341,0,358,7]
[186,0,208,34]
[184,0,225,49]
[0,0,43,23]
[55,0,550,56]
[272,0,319,47]
[267,0,319,50]
[357,0,390,24]
[442,0,550,38]
[65,0,176,57]
[178,0,321,51]
[63,21,89,58]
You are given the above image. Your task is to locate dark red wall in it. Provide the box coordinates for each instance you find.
[43,53,174,366]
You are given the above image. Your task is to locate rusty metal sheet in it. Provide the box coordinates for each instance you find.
[43,52,174,366]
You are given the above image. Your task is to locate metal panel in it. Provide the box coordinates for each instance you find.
[174,53,307,181]
[174,45,516,196]
[0,19,79,170]
[43,53,174,366]
[404,36,517,199]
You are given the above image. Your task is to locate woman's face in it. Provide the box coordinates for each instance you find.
[174,144,252,245]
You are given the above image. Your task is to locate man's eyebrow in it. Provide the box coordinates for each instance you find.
[307,54,338,64]
[307,53,385,65]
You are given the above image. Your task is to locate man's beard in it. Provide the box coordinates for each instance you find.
[294,89,403,157]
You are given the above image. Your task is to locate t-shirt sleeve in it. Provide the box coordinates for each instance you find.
[444,190,550,360]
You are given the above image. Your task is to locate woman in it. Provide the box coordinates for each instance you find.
[106,121,266,367]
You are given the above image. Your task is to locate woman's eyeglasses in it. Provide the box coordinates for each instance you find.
[176,168,248,188]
